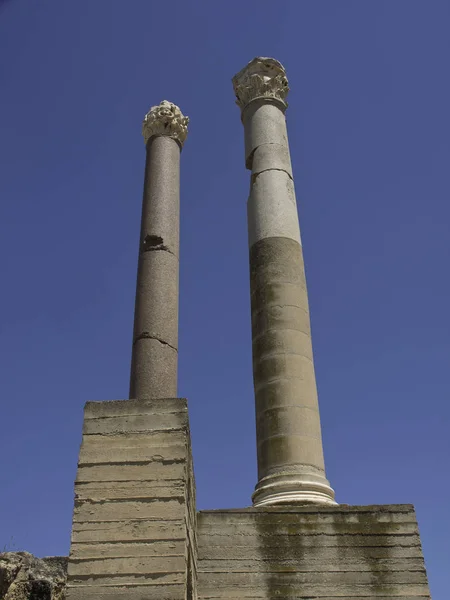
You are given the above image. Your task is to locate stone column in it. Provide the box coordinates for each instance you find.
[129,101,188,400]
[232,58,336,506]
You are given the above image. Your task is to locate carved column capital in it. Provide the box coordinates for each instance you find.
[142,100,189,147]
[232,57,290,111]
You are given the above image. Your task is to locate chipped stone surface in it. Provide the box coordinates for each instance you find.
[0,552,67,600]
[233,58,336,506]
[232,57,289,111]
[142,100,189,147]
[130,129,182,400]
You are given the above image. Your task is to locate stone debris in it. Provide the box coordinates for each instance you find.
[0,552,67,600]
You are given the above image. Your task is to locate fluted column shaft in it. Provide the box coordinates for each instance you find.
[129,101,188,400]
[233,58,335,506]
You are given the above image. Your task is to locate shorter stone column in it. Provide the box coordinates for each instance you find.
[129,101,188,400]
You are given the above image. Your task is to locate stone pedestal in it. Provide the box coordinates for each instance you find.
[197,505,431,599]
[233,57,335,506]
[65,398,196,600]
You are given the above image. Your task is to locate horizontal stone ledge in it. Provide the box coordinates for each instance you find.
[199,596,430,600]
[198,535,422,548]
[65,583,186,600]
[74,495,185,505]
[198,511,417,525]
[74,481,186,501]
[71,520,186,543]
[199,523,419,535]
[73,518,184,526]
[68,555,186,576]
[198,570,428,585]
[199,504,415,514]
[198,545,423,561]
[70,540,185,559]
[199,593,430,600]
[68,572,185,586]
[198,559,426,572]
[199,523,419,536]
[198,581,429,596]
[76,463,186,483]
[83,414,188,435]
[73,499,185,522]
[79,431,186,447]
[77,457,185,467]
[84,398,188,419]
[75,494,185,504]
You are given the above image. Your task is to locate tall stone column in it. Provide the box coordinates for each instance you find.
[233,58,335,506]
[129,101,188,400]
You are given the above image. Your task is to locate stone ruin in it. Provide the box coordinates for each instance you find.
[0,58,431,600]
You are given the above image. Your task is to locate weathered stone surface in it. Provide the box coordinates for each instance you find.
[197,505,431,599]
[71,519,185,543]
[83,398,186,418]
[130,122,183,400]
[0,552,67,600]
[75,479,185,499]
[142,100,189,147]
[70,540,185,559]
[248,171,301,246]
[232,57,289,112]
[66,397,197,600]
[234,57,334,506]
[66,583,186,600]
[82,411,187,435]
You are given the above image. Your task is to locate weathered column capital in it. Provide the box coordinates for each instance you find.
[142,100,189,148]
[232,57,290,112]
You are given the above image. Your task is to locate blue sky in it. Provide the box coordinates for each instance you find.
[1,0,449,596]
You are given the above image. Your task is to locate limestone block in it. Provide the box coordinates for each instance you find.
[251,142,293,179]
[243,101,289,167]
[247,170,301,247]
[71,519,185,544]
[66,397,196,600]
[197,505,431,599]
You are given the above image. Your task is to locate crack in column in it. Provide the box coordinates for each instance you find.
[133,332,177,352]
[251,166,293,186]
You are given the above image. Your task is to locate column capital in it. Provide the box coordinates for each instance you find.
[232,57,290,112]
[142,100,189,147]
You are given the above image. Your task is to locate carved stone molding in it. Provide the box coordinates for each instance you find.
[142,100,189,147]
[232,57,290,111]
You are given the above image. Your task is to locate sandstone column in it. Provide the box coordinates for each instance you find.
[232,58,335,506]
[129,101,188,400]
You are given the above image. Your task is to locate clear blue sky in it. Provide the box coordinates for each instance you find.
[1,0,449,597]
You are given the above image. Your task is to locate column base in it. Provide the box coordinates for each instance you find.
[252,473,337,507]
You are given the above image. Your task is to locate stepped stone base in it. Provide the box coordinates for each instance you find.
[65,399,431,599]
[197,505,430,599]
[65,398,196,600]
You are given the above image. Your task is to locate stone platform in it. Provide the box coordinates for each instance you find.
[197,505,430,599]
[65,399,430,599]
[65,398,196,600]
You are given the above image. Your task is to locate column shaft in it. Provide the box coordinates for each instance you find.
[233,58,335,506]
[129,135,180,399]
